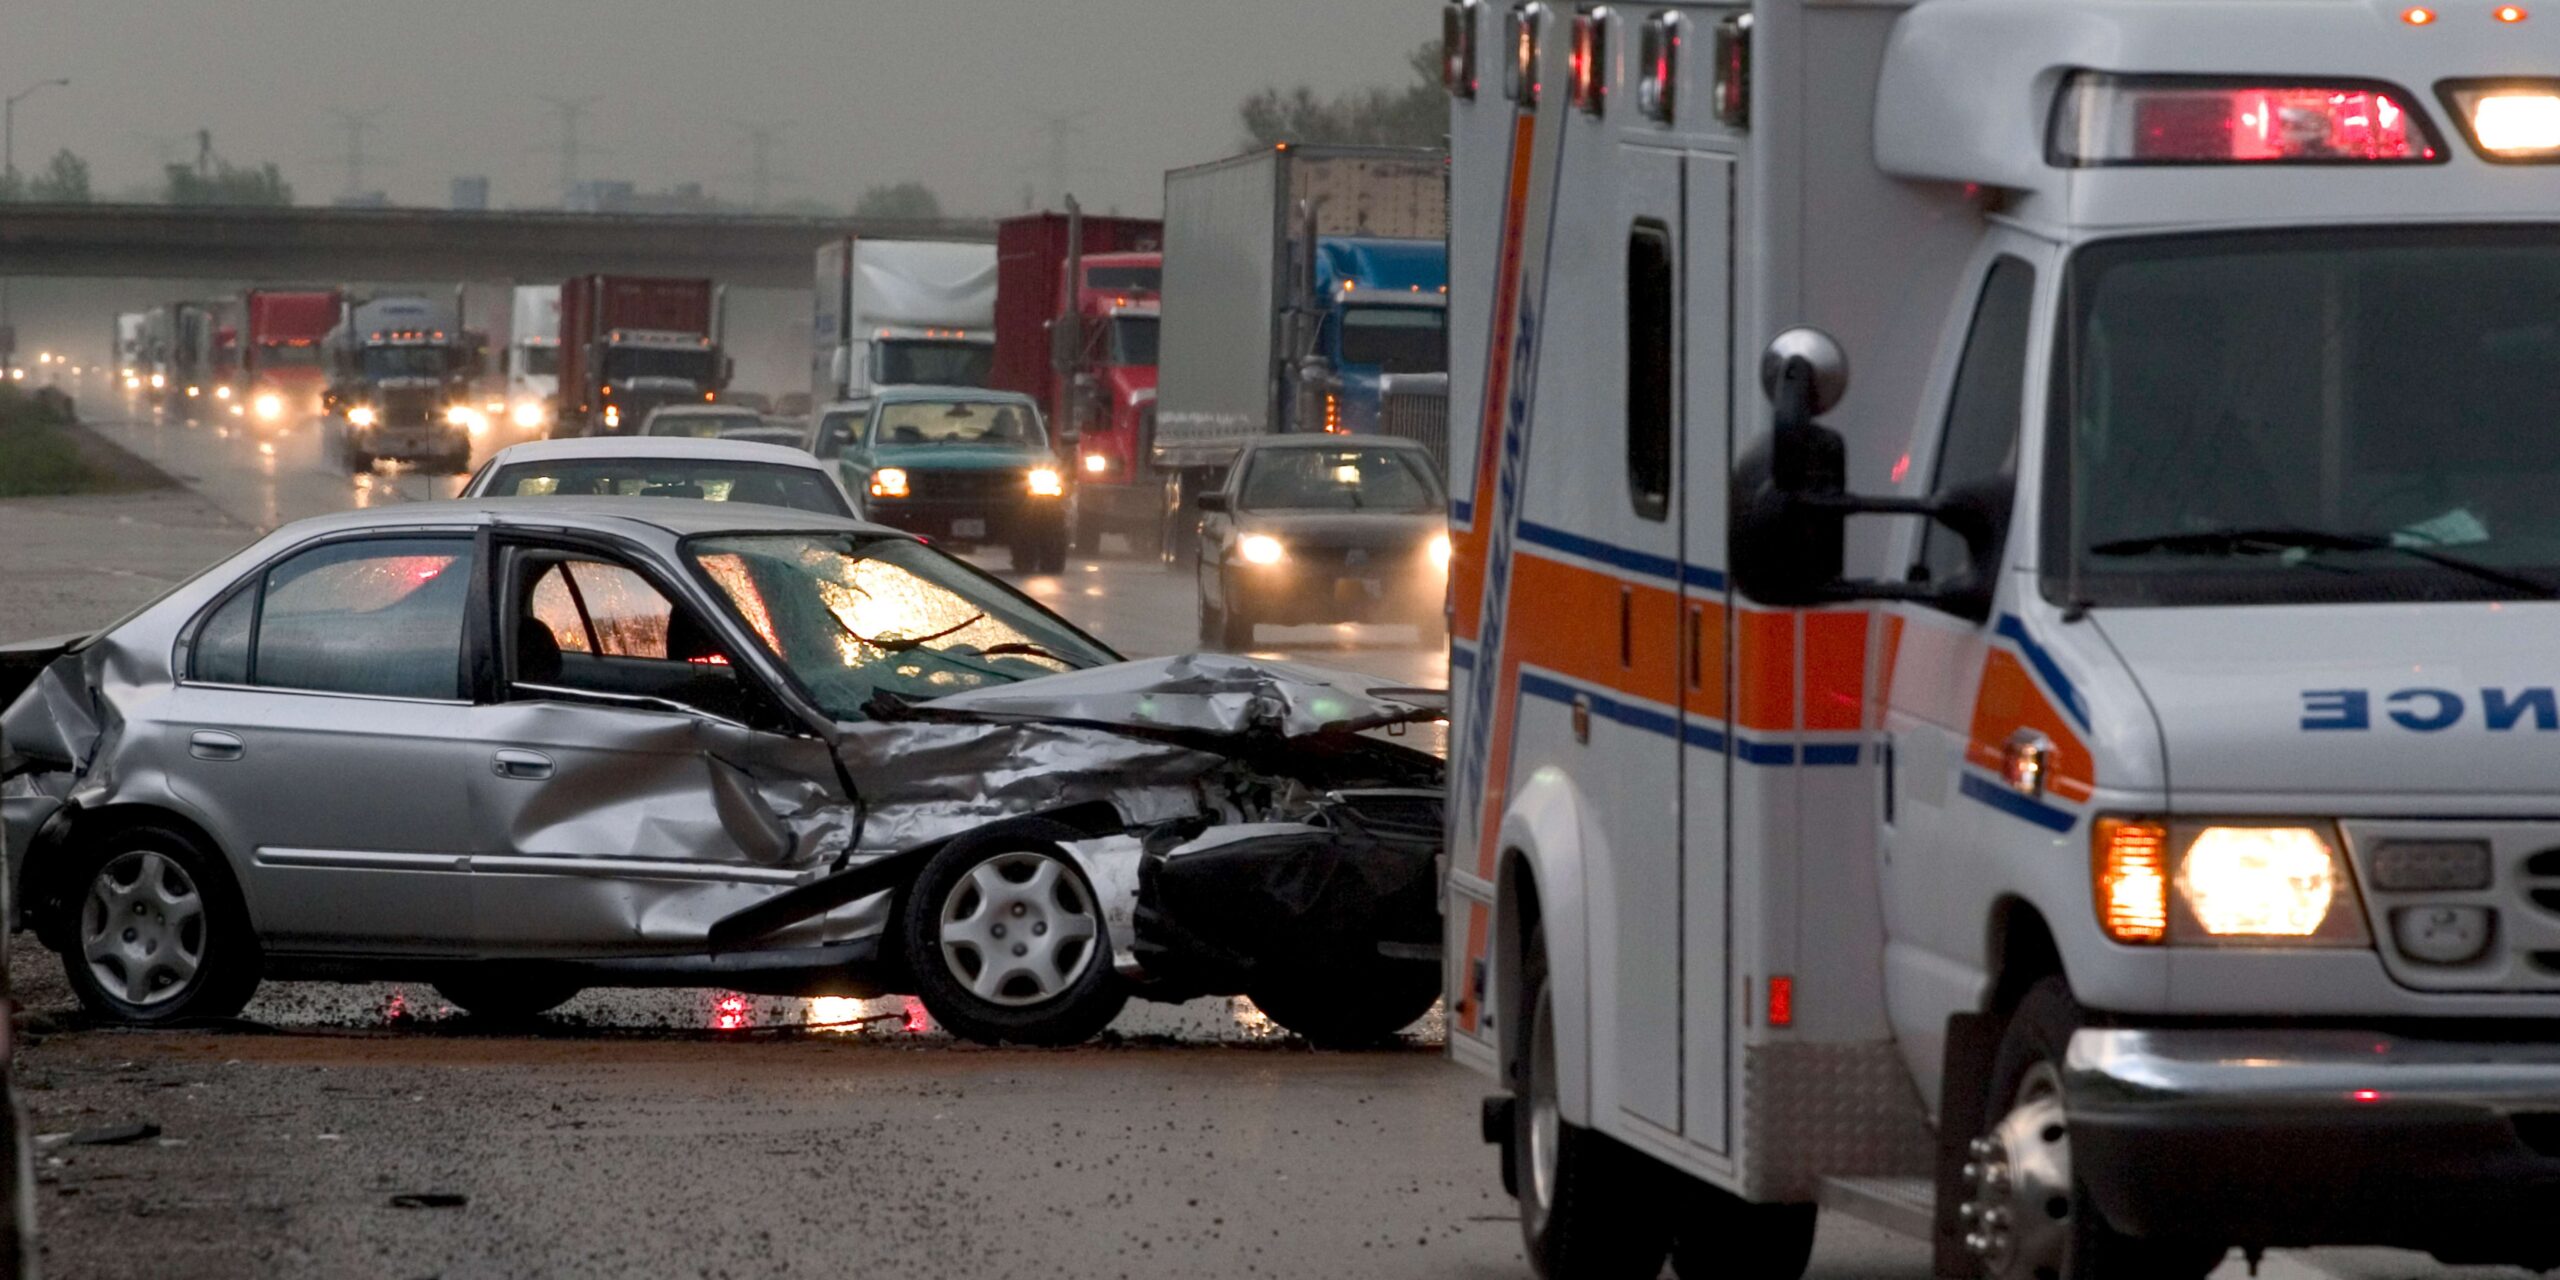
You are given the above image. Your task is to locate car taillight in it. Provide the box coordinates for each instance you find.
[2050,73,2442,165]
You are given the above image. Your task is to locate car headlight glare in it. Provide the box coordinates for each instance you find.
[2177,826,2338,938]
[872,467,911,499]
[1239,534,1286,566]
[347,406,378,427]
[2094,818,2367,947]
[253,393,284,420]
[512,400,547,430]
[1027,466,1065,497]
[1429,532,1452,571]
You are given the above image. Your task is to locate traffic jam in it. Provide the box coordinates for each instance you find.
[8,0,2560,1277]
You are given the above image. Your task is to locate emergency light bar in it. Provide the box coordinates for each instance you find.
[2050,72,2443,165]
[1570,7,1609,115]
[1443,0,1480,99]
[1712,12,1752,127]
[2440,80,2560,160]
[1506,2,1547,106]
[1637,10,1681,124]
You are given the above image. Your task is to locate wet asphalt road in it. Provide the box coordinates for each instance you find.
[0,405,2520,1278]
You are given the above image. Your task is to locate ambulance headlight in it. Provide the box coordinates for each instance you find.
[2095,818,2368,946]
[2443,81,2560,160]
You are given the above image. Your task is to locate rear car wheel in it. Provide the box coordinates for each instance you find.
[1515,931,1674,1279]
[1245,959,1439,1048]
[57,827,260,1025]
[433,971,583,1021]
[899,824,1129,1047]
[1967,978,2225,1280]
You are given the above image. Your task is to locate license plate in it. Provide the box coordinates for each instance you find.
[951,519,987,539]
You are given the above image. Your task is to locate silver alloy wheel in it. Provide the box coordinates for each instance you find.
[1525,981,1562,1223]
[1961,1061,2075,1279]
[936,851,1100,1008]
[80,849,207,1008]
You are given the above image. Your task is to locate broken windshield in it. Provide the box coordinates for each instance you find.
[686,533,1115,719]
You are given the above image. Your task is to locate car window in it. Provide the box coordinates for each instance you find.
[220,537,475,700]
[1239,447,1442,513]
[527,561,674,658]
[870,400,1045,447]
[510,553,767,721]
[480,460,852,516]
[812,412,862,460]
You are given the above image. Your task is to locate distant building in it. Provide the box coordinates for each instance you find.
[565,179,725,216]
[450,176,491,212]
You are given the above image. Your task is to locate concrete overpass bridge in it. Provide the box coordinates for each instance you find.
[0,204,996,289]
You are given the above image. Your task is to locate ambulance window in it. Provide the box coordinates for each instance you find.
[1627,222,1676,521]
[1918,256,2035,605]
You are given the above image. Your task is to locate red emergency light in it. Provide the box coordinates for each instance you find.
[1443,0,1480,99]
[1506,2,1548,106]
[1638,10,1683,124]
[1570,8,1610,116]
[2051,73,2443,165]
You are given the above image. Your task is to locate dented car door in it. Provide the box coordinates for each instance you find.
[462,542,833,954]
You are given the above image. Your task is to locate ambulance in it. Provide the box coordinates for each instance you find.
[1438,0,2560,1276]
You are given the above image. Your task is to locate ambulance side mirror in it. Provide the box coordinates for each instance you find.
[1733,327,2004,612]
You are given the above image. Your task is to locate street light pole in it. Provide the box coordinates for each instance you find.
[3,78,72,189]
[1,78,68,356]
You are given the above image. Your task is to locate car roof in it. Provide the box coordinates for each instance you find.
[477,437,828,469]
[1240,433,1434,454]
[272,496,899,543]
[644,404,760,418]
[869,385,1036,407]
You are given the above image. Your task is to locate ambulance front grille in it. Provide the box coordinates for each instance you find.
[2343,821,2560,994]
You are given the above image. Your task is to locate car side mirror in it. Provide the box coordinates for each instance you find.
[1731,326,2009,612]
[1197,492,1232,515]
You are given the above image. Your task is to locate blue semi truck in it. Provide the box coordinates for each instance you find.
[1151,144,1448,563]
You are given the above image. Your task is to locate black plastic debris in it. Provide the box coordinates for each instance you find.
[68,1121,159,1147]
[388,1192,470,1210]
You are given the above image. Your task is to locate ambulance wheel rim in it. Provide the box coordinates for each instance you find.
[1962,1061,2073,1280]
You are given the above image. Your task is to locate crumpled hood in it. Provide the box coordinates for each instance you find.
[2096,602,2560,799]
[900,653,1443,742]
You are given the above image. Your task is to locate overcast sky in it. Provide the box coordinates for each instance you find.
[10,0,1431,215]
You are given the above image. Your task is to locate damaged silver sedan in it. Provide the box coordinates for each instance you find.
[0,499,1446,1047]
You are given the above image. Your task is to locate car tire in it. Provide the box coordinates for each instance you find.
[1515,928,1674,1279]
[346,445,373,474]
[1217,582,1256,651]
[1245,959,1440,1049]
[56,825,261,1026]
[1967,978,2225,1280]
[1670,1191,1818,1280]
[1197,584,1225,646]
[1038,522,1070,574]
[1070,493,1104,556]
[898,820,1129,1047]
[433,971,583,1022]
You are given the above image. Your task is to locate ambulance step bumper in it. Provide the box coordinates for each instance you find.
[1817,1176,1933,1240]
[2065,1028,2560,1262]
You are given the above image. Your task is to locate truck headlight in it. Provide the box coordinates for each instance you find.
[2094,818,2368,947]
[253,393,285,421]
[871,467,910,499]
[1082,452,1111,475]
[512,400,547,431]
[446,405,488,434]
[213,384,233,401]
[347,406,378,428]
[1239,534,1286,566]
[1027,466,1065,498]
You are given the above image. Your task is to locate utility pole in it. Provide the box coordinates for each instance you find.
[327,108,389,201]
[3,77,72,190]
[537,96,600,208]
[730,121,791,211]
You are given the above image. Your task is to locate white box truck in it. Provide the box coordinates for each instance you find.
[810,238,998,407]
[505,284,561,435]
[1441,1,2560,1276]
[1151,145,1448,556]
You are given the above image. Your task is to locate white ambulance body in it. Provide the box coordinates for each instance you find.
[1441,0,2560,1275]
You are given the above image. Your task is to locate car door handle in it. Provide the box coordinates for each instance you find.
[492,750,554,781]
[189,731,245,762]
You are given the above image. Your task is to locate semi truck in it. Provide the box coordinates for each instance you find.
[239,288,342,428]
[810,238,997,407]
[991,204,1165,554]
[323,292,479,472]
[141,301,220,416]
[505,284,562,435]
[1152,144,1448,562]
[111,313,145,388]
[1441,1,2560,1277]
[557,275,729,437]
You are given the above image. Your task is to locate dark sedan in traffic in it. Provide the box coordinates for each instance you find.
[1193,436,1450,648]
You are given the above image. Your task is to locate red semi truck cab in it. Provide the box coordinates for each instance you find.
[242,289,342,427]
[557,275,729,437]
[992,211,1164,556]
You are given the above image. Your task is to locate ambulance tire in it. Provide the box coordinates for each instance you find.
[1515,933,1674,1280]
[1977,978,2225,1280]
[1670,1194,1817,1280]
